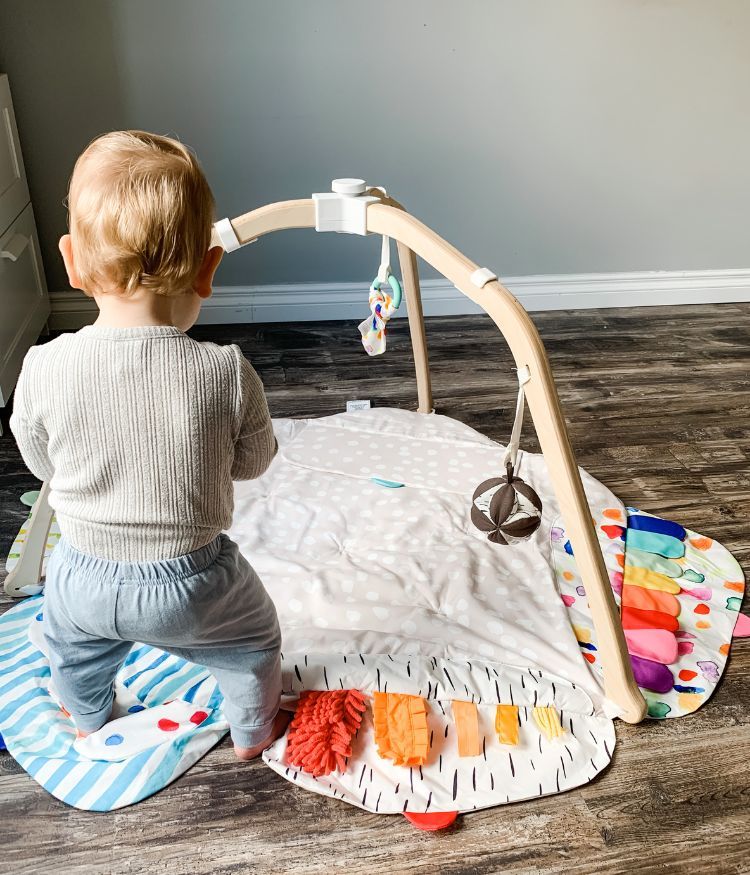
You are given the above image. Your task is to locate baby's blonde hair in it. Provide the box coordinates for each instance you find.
[68,130,214,297]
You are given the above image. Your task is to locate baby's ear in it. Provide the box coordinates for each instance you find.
[194,245,223,299]
[59,235,84,290]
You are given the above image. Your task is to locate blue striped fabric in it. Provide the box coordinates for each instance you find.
[0,596,229,811]
[148,663,208,704]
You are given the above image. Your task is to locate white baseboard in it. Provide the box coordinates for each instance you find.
[48,269,750,330]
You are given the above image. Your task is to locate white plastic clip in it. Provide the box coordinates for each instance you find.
[470,267,498,288]
[214,218,244,253]
[312,178,379,236]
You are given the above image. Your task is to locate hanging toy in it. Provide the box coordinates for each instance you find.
[358,233,402,356]
[471,366,543,545]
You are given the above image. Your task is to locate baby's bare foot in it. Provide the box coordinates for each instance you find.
[234,710,290,761]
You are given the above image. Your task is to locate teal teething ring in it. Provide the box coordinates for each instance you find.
[369,273,402,310]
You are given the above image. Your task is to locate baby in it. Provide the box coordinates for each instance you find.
[10,130,287,759]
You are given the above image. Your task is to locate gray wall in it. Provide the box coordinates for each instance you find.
[1,0,749,293]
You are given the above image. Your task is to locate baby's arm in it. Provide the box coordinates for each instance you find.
[231,349,277,481]
[9,350,54,482]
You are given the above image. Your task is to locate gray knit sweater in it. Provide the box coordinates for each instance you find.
[10,325,277,562]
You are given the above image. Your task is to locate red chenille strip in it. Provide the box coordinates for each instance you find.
[285,689,367,777]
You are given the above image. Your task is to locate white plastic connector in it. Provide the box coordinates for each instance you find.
[312,178,379,235]
[470,267,498,288]
[332,178,368,196]
[214,218,245,252]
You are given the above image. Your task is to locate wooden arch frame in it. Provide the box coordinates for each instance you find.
[5,192,646,724]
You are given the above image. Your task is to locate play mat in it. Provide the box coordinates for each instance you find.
[1,409,746,819]
[0,184,746,827]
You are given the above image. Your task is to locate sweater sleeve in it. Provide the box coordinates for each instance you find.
[231,347,277,481]
[9,349,54,483]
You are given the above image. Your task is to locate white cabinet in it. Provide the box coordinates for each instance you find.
[0,73,50,408]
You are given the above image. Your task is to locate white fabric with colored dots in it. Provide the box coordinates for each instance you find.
[358,286,398,356]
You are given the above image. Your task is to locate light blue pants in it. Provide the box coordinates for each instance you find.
[43,535,282,748]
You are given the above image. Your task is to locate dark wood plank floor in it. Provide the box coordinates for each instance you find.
[0,305,748,875]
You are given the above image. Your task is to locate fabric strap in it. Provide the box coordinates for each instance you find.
[532,706,565,741]
[377,234,392,283]
[452,700,481,757]
[502,366,531,471]
[372,692,430,767]
[494,704,519,746]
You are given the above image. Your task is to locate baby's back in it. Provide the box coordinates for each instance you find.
[11,324,276,562]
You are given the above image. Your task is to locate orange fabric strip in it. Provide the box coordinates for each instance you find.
[372,692,430,767]
[452,700,481,757]
[494,704,519,746]
[621,584,681,617]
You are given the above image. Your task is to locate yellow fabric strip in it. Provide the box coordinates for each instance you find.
[452,700,482,757]
[624,566,681,594]
[533,706,565,741]
[372,691,430,767]
[494,704,519,746]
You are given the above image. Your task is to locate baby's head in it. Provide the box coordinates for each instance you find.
[61,130,222,326]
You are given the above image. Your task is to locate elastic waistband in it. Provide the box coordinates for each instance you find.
[52,534,227,583]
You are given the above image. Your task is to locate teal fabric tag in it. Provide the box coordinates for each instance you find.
[370,477,405,489]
